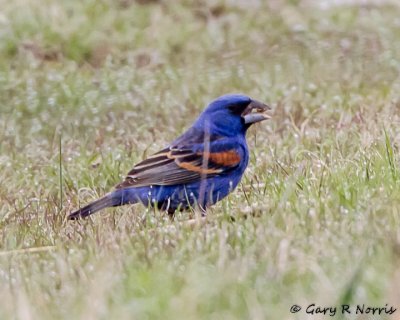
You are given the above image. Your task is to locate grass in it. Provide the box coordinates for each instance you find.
[1,0,400,319]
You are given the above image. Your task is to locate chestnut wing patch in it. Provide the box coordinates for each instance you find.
[115,148,241,189]
[207,150,241,167]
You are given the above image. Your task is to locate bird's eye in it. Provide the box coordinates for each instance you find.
[228,103,248,115]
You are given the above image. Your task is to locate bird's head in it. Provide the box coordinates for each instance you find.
[194,94,272,137]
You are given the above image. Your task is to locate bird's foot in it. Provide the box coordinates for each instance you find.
[181,215,207,228]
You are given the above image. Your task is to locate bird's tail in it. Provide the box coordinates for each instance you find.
[68,193,121,220]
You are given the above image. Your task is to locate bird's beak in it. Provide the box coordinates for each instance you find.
[242,100,272,124]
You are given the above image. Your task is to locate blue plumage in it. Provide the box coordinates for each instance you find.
[68,94,271,219]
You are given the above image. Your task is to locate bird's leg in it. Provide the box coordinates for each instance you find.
[167,208,176,221]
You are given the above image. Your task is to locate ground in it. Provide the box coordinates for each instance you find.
[1,0,400,319]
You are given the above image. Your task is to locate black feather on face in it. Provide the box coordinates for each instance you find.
[227,101,251,115]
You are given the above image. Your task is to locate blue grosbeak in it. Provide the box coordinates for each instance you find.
[68,94,271,219]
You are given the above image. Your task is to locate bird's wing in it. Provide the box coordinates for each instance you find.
[115,145,241,189]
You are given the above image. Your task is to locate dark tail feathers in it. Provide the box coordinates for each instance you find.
[68,194,119,220]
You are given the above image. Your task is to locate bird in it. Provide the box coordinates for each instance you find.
[68,94,271,220]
